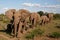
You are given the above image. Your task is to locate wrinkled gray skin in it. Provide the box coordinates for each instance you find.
[40,15,49,25]
[14,9,30,37]
[30,12,41,27]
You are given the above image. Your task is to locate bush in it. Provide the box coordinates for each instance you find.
[37,11,44,16]
[54,14,60,20]
[25,29,44,40]
[48,32,60,38]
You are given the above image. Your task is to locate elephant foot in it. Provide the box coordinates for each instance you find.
[17,32,22,38]
[12,36,17,38]
[12,34,17,38]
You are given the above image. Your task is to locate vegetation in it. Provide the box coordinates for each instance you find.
[25,29,44,40]
[54,14,60,20]
[0,14,10,23]
[48,32,60,38]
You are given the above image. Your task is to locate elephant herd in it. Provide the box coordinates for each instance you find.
[5,9,53,38]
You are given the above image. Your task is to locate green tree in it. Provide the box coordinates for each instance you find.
[37,11,44,16]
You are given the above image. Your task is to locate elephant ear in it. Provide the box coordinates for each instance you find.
[5,10,13,20]
[5,9,16,20]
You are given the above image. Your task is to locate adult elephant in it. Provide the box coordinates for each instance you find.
[47,13,54,22]
[14,9,30,37]
[40,15,49,25]
[29,12,41,28]
[5,9,16,35]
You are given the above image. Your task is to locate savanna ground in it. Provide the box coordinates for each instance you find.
[0,19,60,40]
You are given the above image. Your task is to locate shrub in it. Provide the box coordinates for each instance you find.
[54,14,60,20]
[31,29,44,36]
[25,33,34,39]
[25,29,44,40]
[3,19,9,23]
[48,32,60,38]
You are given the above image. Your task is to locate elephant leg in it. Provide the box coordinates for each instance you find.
[31,18,35,28]
[14,24,17,37]
[28,19,32,28]
[11,24,14,35]
[34,19,36,27]
[43,20,45,25]
[17,22,23,38]
[44,21,46,25]
[41,20,43,25]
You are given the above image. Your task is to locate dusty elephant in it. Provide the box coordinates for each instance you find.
[40,15,49,25]
[29,12,41,28]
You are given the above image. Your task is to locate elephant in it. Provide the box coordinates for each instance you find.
[13,9,31,37]
[40,15,49,25]
[46,13,54,22]
[29,12,41,28]
[5,9,31,37]
[5,9,16,35]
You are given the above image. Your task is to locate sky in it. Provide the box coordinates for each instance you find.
[0,0,60,14]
